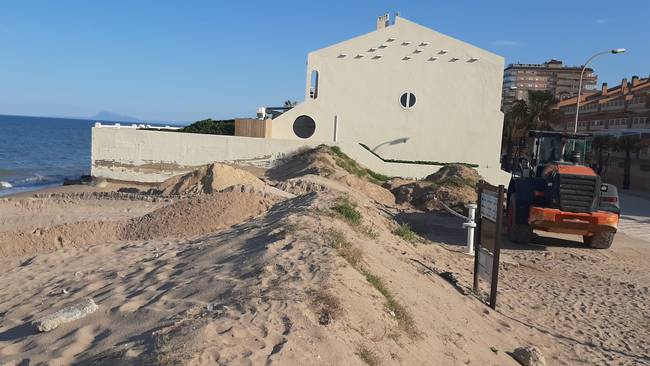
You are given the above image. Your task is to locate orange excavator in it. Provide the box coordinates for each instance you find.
[507,131,620,249]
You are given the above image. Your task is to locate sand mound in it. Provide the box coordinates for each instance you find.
[121,192,278,241]
[152,163,264,196]
[385,164,483,212]
[268,146,395,206]
[0,192,279,258]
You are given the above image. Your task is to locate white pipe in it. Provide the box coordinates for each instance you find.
[462,203,477,255]
[333,115,338,142]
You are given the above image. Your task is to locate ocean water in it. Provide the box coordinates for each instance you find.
[0,115,97,196]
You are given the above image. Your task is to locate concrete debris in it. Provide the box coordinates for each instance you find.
[511,346,547,366]
[33,298,98,332]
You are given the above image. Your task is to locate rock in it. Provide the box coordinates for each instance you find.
[32,298,98,332]
[511,346,546,366]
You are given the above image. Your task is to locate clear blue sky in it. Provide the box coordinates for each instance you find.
[1,0,647,122]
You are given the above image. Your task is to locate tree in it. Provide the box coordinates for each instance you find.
[591,134,615,177]
[527,90,559,130]
[502,100,530,171]
[614,135,642,189]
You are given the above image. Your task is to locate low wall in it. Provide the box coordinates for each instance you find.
[91,127,509,185]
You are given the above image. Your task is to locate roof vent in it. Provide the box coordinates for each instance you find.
[401,41,412,46]
[372,55,383,60]
[402,56,412,61]
[337,53,348,58]
[419,42,430,46]
[386,37,396,42]
[449,57,460,62]
[438,50,448,55]
[428,57,438,61]
[468,57,479,63]
[413,49,423,54]
[368,47,377,52]
[354,54,364,59]
[378,44,388,49]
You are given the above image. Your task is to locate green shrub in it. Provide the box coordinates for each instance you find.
[392,224,417,242]
[328,146,391,184]
[332,197,362,225]
[178,119,234,135]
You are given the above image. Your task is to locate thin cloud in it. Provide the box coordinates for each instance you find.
[595,18,608,24]
[493,40,520,47]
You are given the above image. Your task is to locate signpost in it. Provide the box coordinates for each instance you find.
[473,183,505,309]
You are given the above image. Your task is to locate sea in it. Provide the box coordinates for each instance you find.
[0,114,177,197]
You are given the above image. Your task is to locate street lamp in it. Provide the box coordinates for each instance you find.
[573,48,626,133]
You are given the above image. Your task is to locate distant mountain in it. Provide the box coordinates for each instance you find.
[90,111,140,123]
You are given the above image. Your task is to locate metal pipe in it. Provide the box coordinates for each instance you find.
[463,203,477,255]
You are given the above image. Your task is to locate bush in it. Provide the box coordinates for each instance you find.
[178,119,234,135]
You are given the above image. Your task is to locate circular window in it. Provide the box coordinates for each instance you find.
[399,92,416,109]
[293,115,316,139]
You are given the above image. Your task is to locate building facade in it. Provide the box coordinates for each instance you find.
[270,14,508,182]
[556,76,650,190]
[502,59,597,111]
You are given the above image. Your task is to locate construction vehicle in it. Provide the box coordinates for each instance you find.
[507,131,620,249]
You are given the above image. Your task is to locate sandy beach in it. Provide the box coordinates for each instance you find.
[0,146,648,365]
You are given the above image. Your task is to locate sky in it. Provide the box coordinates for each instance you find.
[0,0,648,122]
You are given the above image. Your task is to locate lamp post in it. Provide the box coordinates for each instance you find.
[573,48,626,133]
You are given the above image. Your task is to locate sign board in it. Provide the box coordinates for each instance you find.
[473,183,505,309]
[480,191,498,222]
[477,248,493,282]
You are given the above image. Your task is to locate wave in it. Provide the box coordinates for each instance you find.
[0,181,12,189]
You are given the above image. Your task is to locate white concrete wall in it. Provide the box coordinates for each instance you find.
[91,127,509,184]
[271,16,505,177]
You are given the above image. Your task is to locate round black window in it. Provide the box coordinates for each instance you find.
[399,92,416,109]
[293,115,316,139]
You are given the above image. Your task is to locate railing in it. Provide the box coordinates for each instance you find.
[94,122,181,130]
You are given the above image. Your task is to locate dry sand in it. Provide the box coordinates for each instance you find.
[0,147,648,365]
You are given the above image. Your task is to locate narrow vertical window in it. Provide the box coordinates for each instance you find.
[309,70,319,99]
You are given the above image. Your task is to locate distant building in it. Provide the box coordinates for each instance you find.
[502,59,597,111]
[556,76,650,190]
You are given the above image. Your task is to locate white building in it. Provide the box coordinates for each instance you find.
[92,14,509,184]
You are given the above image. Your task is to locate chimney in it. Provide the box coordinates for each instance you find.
[601,82,608,96]
[376,13,389,30]
[621,78,628,93]
[632,75,640,87]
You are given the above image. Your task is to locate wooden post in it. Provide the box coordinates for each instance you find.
[488,184,505,309]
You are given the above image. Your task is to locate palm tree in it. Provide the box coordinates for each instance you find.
[591,134,615,177]
[283,100,298,108]
[502,100,530,171]
[614,135,642,189]
[527,90,558,130]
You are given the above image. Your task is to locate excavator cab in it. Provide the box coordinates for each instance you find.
[507,131,620,249]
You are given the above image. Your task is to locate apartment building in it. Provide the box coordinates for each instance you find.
[556,76,650,190]
[502,59,597,111]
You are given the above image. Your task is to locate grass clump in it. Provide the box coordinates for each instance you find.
[359,267,417,337]
[311,289,342,326]
[392,223,418,242]
[329,146,391,184]
[325,228,363,268]
[331,197,362,225]
[356,344,381,366]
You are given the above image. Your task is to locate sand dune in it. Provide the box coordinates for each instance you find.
[0,147,648,365]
